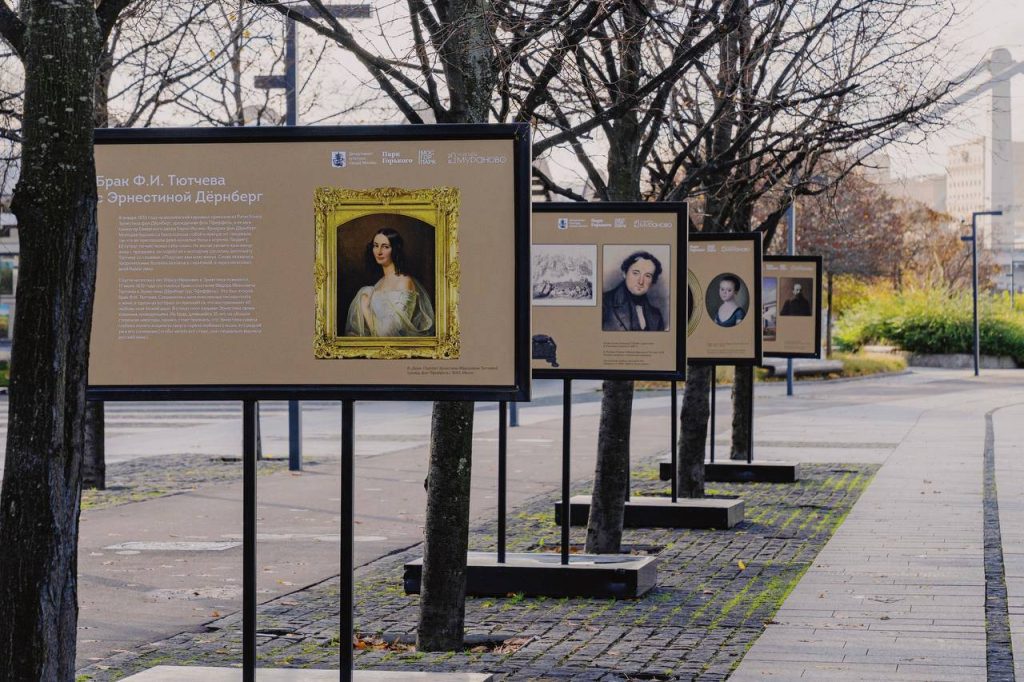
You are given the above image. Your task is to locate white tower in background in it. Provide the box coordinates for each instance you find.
[988,48,1015,285]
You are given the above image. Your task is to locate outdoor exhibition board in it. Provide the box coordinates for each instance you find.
[686,232,763,365]
[530,203,688,379]
[89,125,532,401]
[762,256,823,358]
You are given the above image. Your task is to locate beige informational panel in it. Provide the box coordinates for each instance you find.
[530,203,687,379]
[762,256,823,358]
[90,126,532,401]
[686,232,762,365]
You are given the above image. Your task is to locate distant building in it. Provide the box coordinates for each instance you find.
[877,137,1024,291]
[944,138,1024,254]
[885,173,947,215]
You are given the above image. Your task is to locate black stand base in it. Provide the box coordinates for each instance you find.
[403,551,658,599]
[659,458,800,483]
[555,495,744,530]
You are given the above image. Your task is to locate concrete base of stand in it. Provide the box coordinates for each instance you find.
[404,551,657,599]
[659,458,800,483]
[555,494,743,530]
[119,666,493,681]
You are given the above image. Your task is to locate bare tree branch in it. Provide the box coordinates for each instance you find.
[0,2,25,59]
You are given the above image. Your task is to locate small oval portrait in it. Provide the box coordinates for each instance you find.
[705,273,749,328]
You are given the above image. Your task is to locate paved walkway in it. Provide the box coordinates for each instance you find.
[731,371,1022,680]
[41,367,1024,679]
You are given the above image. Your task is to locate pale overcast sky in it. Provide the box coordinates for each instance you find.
[887,0,1024,178]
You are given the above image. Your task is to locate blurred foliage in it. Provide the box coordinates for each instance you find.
[835,286,1024,363]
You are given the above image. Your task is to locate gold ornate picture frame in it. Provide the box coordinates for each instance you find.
[686,270,702,337]
[314,186,460,359]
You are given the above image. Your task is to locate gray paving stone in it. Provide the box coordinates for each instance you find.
[733,378,1024,679]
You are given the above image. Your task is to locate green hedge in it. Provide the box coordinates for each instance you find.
[835,288,1024,363]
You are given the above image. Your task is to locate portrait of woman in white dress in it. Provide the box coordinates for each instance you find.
[344,227,435,337]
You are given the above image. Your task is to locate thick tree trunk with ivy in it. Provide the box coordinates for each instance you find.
[0,2,101,677]
[730,365,753,460]
[584,0,648,555]
[417,0,497,651]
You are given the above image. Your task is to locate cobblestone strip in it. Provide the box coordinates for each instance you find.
[77,462,876,682]
[986,410,1016,680]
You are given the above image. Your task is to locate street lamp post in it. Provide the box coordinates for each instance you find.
[961,210,1002,376]
[254,5,373,470]
[785,200,796,396]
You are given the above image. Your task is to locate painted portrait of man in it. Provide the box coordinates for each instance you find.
[601,250,667,332]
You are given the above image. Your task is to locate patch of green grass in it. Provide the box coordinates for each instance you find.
[503,592,525,607]
[833,351,908,377]
[514,510,554,524]
[632,466,662,481]
[708,576,759,629]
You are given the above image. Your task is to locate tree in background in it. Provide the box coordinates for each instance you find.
[509,0,740,553]
[645,0,957,489]
[250,0,614,650]
[775,168,998,353]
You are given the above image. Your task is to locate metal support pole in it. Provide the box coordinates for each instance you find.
[255,401,262,460]
[709,367,716,463]
[671,381,678,503]
[964,210,1002,377]
[285,19,297,125]
[826,271,834,357]
[747,386,754,465]
[625,411,631,503]
[242,400,257,682]
[498,401,507,564]
[972,214,979,377]
[786,202,796,396]
[288,400,302,471]
[509,401,519,428]
[340,401,354,682]
[561,378,571,566]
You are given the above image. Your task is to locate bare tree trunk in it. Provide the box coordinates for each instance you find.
[417,0,497,651]
[826,271,833,357]
[730,365,752,460]
[585,0,647,554]
[0,3,100,677]
[417,401,473,651]
[677,364,711,497]
[83,402,105,490]
[586,380,633,553]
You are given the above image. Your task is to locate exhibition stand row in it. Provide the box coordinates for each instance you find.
[89,125,823,682]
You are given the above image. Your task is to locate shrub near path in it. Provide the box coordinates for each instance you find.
[837,287,1024,363]
[79,462,877,681]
